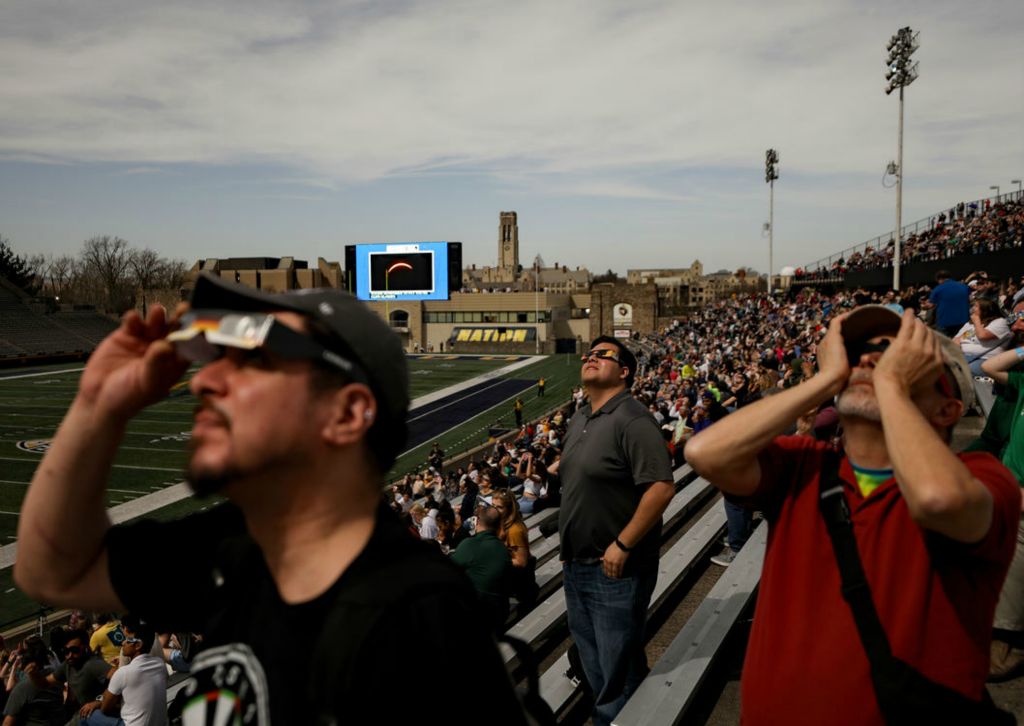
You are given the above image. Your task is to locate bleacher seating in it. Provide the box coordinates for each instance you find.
[0,279,116,358]
[613,521,767,725]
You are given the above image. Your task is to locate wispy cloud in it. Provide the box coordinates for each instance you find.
[1,0,1019,187]
[0,0,1021,271]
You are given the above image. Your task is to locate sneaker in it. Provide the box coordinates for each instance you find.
[989,639,1024,682]
[710,548,738,567]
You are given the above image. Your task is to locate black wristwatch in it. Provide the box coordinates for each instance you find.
[614,537,633,552]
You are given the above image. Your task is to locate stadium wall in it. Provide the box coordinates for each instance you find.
[844,247,1024,290]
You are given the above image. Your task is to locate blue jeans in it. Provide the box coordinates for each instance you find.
[562,560,658,726]
[80,711,124,726]
[724,499,753,552]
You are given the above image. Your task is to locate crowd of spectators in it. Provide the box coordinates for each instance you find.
[795,197,1024,281]
[0,612,193,725]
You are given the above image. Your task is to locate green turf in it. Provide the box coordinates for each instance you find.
[0,354,560,629]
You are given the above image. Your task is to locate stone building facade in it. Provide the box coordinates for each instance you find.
[589,282,659,340]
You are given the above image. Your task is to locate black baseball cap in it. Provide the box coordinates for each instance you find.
[188,273,410,465]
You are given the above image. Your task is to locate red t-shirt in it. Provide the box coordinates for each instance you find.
[739,436,1020,725]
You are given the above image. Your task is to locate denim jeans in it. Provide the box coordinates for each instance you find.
[80,711,124,726]
[724,498,753,552]
[562,560,658,726]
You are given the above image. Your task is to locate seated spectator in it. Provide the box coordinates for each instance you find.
[41,628,113,723]
[954,298,1011,375]
[2,636,63,726]
[90,618,167,726]
[493,490,538,607]
[89,615,125,666]
[492,491,529,569]
[450,506,512,631]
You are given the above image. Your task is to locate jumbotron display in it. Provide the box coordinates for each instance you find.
[345,241,461,301]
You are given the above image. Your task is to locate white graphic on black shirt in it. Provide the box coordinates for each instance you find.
[180,643,270,726]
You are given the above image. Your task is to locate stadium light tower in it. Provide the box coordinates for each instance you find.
[885,26,919,291]
[990,185,1001,202]
[1013,179,1022,199]
[765,148,779,294]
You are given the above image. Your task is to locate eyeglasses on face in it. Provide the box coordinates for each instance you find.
[581,348,622,364]
[1006,311,1024,325]
[123,638,141,645]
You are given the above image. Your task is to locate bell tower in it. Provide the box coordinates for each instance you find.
[498,211,519,271]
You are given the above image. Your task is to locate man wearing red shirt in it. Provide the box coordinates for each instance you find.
[686,305,1020,725]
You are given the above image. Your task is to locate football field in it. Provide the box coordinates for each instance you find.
[0,353,577,628]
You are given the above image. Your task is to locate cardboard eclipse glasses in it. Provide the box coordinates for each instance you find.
[168,310,362,379]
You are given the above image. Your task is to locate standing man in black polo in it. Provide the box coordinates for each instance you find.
[553,335,675,725]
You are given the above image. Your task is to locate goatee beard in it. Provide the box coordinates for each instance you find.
[185,469,233,498]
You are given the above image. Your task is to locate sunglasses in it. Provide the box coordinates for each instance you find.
[1006,311,1024,325]
[169,310,365,381]
[123,638,141,645]
[581,349,622,365]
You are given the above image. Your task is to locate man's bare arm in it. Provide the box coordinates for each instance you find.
[15,306,187,608]
[685,315,849,496]
[875,312,994,543]
[981,347,1024,386]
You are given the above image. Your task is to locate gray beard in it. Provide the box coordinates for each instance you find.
[834,389,882,422]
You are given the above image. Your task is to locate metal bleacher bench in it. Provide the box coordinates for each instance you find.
[613,521,767,726]
[536,495,729,718]
[974,376,996,419]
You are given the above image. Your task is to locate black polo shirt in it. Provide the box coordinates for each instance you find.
[558,388,674,568]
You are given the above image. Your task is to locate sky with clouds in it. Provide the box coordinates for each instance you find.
[1,0,1021,275]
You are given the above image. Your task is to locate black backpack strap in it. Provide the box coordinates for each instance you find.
[818,454,1014,725]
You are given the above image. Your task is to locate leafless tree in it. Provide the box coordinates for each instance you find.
[81,236,134,312]
[129,248,163,316]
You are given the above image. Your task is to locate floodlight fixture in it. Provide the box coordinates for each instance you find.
[885,26,920,291]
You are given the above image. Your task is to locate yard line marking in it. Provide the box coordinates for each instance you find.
[4,588,13,594]
[0,368,86,381]
[0,511,19,516]
[0,457,180,472]
[0,479,148,494]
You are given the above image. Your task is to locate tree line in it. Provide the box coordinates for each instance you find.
[1,235,188,314]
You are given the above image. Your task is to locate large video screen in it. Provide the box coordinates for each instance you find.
[346,242,453,301]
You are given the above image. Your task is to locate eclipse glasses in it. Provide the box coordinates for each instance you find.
[168,310,362,379]
[581,348,622,364]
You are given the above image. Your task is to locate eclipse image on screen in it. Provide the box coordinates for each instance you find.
[369,252,434,295]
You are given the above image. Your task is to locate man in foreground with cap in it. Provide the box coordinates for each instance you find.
[552,335,675,726]
[686,306,1020,725]
[14,274,525,725]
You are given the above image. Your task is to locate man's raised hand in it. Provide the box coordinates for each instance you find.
[873,309,944,396]
[815,313,851,395]
[78,304,189,420]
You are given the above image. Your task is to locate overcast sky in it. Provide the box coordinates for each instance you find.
[1,0,1021,275]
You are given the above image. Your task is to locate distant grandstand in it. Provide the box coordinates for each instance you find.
[0,275,117,363]
[792,194,1024,289]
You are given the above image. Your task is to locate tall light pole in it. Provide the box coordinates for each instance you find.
[1012,179,1022,200]
[990,185,1001,202]
[885,26,919,291]
[765,148,779,294]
